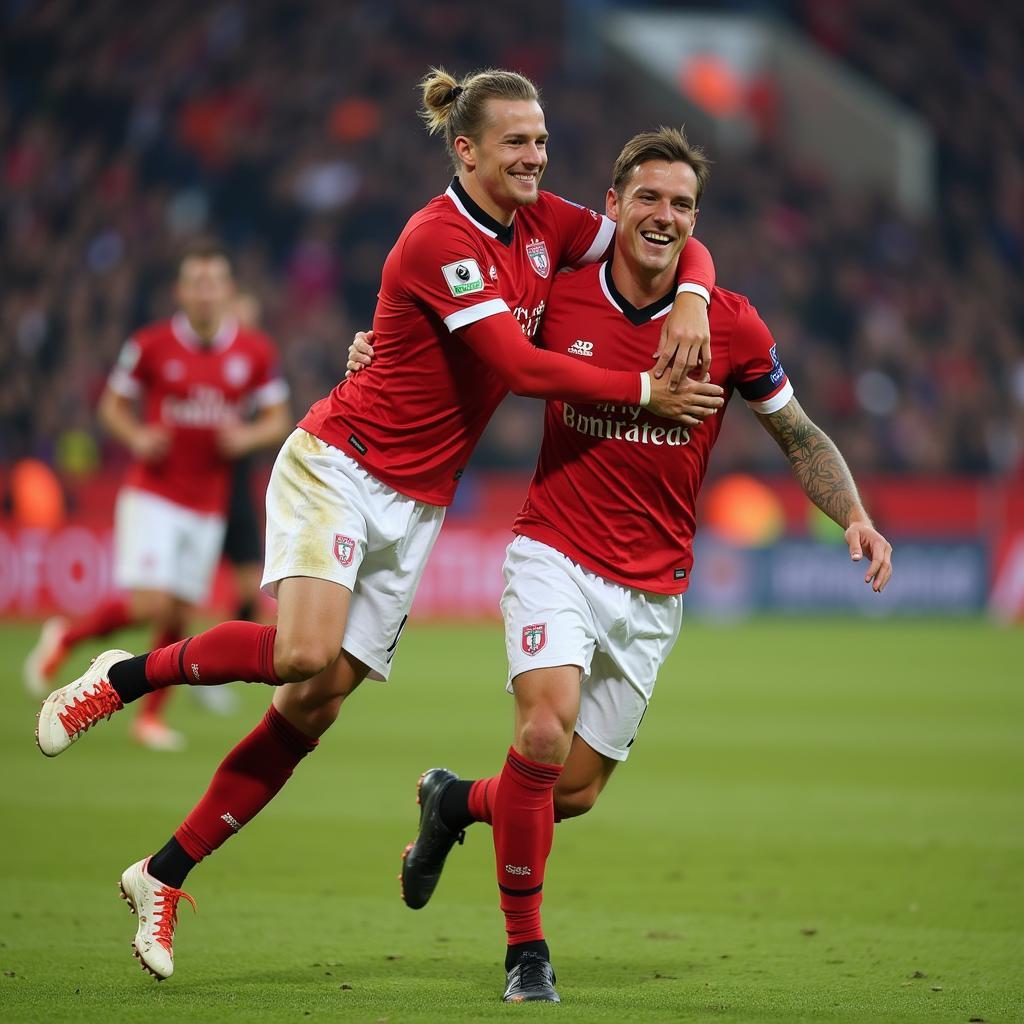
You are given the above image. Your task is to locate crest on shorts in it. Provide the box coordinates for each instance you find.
[525,239,550,279]
[333,534,355,567]
[521,622,547,656]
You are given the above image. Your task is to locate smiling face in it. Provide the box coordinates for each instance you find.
[607,159,699,300]
[453,98,548,225]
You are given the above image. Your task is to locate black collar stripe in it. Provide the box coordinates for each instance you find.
[446,177,515,247]
[600,262,674,326]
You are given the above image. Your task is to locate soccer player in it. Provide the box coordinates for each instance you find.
[33,69,723,981]
[24,241,290,749]
[391,127,894,1002]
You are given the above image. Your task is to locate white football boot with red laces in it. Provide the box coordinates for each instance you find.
[119,857,196,980]
[36,649,132,756]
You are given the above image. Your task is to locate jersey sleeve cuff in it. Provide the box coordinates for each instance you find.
[107,370,141,399]
[577,215,617,265]
[638,372,652,407]
[444,298,511,332]
[251,378,290,408]
[676,282,710,305]
[747,380,794,414]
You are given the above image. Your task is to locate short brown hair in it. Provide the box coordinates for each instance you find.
[612,127,710,204]
[420,66,540,170]
[178,237,231,274]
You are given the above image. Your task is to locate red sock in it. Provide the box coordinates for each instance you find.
[61,596,133,648]
[145,621,280,688]
[174,705,318,861]
[492,746,562,946]
[139,626,182,718]
[468,776,499,824]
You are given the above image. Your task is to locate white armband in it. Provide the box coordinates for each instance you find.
[639,372,652,408]
[676,282,710,305]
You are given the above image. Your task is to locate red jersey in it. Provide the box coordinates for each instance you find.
[299,178,715,506]
[514,263,793,595]
[108,313,288,514]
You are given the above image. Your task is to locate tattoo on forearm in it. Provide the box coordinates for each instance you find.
[760,400,861,527]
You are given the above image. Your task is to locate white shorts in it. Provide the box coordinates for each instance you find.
[262,429,445,681]
[113,487,227,605]
[501,535,683,761]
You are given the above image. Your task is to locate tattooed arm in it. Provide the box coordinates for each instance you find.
[757,398,893,592]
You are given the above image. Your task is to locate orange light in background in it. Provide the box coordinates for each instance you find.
[703,473,784,547]
[11,458,66,529]
[679,54,745,117]
[329,98,381,143]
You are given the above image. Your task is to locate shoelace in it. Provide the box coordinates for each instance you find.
[57,682,124,736]
[515,955,555,990]
[152,885,197,953]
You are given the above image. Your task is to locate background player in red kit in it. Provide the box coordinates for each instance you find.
[33,70,723,981]
[24,241,290,749]
[391,128,893,1002]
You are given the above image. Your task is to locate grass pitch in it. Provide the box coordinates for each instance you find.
[0,617,1021,1022]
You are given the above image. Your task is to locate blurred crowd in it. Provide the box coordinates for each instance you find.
[1,0,1021,485]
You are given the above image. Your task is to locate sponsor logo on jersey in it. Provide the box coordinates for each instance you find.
[568,339,594,357]
[223,354,251,387]
[333,534,355,567]
[441,259,485,296]
[525,239,550,278]
[161,385,238,427]
[563,403,691,446]
[521,622,546,656]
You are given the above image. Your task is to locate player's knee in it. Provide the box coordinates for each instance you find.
[273,638,337,683]
[516,714,573,766]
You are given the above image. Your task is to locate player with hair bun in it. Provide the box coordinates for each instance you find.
[34,69,722,983]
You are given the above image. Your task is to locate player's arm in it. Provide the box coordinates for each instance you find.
[756,397,893,592]
[218,400,291,459]
[655,236,715,390]
[97,387,169,462]
[458,313,719,426]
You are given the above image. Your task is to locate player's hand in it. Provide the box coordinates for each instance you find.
[653,291,711,390]
[345,330,375,378]
[131,426,171,462]
[845,522,893,593]
[645,372,724,426]
[217,424,253,459]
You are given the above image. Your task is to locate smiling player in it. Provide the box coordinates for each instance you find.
[395,127,893,1003]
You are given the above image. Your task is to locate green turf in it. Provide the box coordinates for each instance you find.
[1,618,1021,1022]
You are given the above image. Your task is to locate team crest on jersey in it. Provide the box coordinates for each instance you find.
[521,622,547,656]
[525,239,550,279]
[223,355,251,387]
[163,359,185,381]
[333,534,355,567]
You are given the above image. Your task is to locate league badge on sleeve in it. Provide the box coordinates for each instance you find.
[442,259,485,296]
[333,534,356,568]
[521,622,547,656]
[525,239,550,279]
